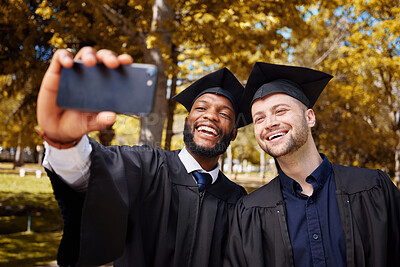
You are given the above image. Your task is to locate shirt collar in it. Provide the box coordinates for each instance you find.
[309,153,332,188]
[279,153,332,196]
[178,146,219,184]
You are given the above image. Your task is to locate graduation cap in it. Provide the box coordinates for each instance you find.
[241,62,333,126]
[173,67,246,128]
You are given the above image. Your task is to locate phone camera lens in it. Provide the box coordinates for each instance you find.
[147,70,155,77]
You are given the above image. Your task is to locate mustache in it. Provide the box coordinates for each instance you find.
[261,127,288,139]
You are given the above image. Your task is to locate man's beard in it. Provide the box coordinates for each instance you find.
[183,119,234,158]
[261,116,309,158]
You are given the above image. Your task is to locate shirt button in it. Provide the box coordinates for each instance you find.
[309,199,314,204]
[313,234,319,240]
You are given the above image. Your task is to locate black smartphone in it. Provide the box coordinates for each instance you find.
[57,61,158,116]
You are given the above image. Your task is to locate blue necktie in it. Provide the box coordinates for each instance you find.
[192,171,212,192]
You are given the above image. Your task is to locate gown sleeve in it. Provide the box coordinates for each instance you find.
[47,138,164,266]
[46,169,85,266]
[379,170,400,267]
[224,198,248,267]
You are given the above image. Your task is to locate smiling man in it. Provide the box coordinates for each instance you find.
[224,62,400,267]
[37,47,247,267]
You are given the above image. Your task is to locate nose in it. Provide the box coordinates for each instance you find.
[264,114,279,129]
[203,108,219,122]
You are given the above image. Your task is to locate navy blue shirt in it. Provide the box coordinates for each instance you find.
[279,154,346,267]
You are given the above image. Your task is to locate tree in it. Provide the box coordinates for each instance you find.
[290,1,400,187]
[0,1,52,158]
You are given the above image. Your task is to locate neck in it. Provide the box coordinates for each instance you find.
[187,149,220,171]
[276,136,322,196]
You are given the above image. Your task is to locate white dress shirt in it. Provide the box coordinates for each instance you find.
[178,146,219,184]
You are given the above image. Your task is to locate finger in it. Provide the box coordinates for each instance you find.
[117,54,134,65]
[37,49,73,127]
[97,49,120,68]
[41,49,73,93]
[75,46,98,66]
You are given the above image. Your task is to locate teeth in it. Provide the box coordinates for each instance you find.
[197,126,218,135]
[268,132,285,141]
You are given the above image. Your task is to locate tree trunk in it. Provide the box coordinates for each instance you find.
[138,81,167,147]
[227,145,233,176]
[395,128,400,189]
[259,148,266,181]
[164,46,179,151]
[36,145,44,165]
[219,152,226,173]
[164,74,177,150]
[93,1,173,147]
[138,0,173,146]
[13,131,23,168]
[14,146,24,168]
[395,146,400,189]
[393,108,400,189]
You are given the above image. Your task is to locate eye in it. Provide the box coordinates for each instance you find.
[276,109,287,115]
[254,116,264,124]
[220,112,231,119]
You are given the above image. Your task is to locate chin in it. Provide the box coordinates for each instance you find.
[262,144,289,158]
[195,141,218,149]
[193,136,219,147]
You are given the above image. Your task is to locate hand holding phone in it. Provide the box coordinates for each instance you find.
[37,48,139,145]
[57,61,158,116]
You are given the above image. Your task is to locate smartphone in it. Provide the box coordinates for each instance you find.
[57,61,158,116]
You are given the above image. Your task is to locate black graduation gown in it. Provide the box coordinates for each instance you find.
[224,164,400,267]
[46,139,247,267]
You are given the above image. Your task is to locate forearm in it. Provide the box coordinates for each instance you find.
[42,135,92,192]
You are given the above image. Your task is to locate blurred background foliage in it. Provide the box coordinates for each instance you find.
[0,0,399,265]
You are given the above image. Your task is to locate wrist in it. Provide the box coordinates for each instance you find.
[35,127,82,149]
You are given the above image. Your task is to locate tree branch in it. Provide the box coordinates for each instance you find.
[314,18,351,66]
[86,1,146,48]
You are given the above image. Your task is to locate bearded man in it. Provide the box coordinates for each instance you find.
[37,47,247,267]
[224,62,400,267]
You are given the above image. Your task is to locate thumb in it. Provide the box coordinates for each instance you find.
[85,111,117,132]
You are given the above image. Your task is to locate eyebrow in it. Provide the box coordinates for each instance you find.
[252,103,291,117]
[196,100,234,113]
[252,110,264,118]
[271,103,291,110]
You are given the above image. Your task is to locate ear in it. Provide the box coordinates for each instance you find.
[305,109,316,128]
[230,129,238,141]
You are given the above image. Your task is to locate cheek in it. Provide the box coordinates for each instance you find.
[187,113,199,124]
[220,118,235,131]
[253,125,263,140]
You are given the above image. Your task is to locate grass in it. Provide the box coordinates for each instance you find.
[0,164,62,267]
[0,231,61,267]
